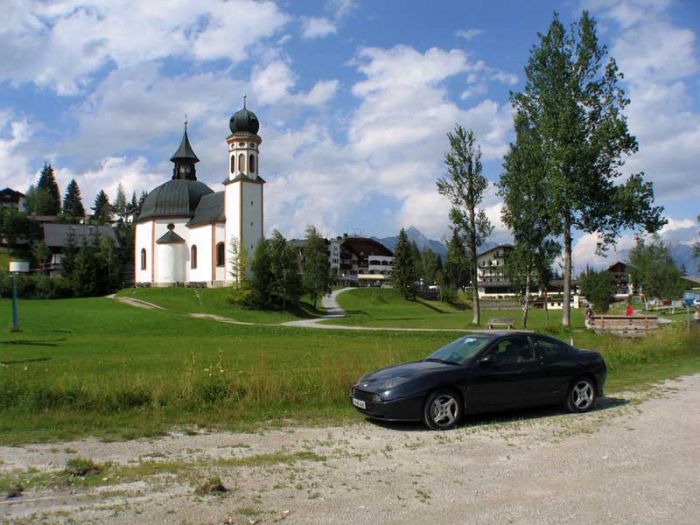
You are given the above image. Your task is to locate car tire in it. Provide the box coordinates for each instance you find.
[423,389,463,430]
[565,377,596,413]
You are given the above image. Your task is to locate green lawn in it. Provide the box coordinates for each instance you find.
[0,291,698,444]
[117,286,323,323]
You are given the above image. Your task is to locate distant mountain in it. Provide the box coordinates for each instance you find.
[374,226,501,261]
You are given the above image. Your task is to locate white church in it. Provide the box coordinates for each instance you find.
[135,101,264,286]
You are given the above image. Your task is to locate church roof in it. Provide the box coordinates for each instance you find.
[170,127,199,163]
[156,229,186,244]
[138,179,214,222]
[187,192,225,226]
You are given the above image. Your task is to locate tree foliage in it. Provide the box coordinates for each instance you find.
[392,228,417,300]
[248,232,302,310]
[437,126,492,324]
[511,11,665,327]
[92,190,112,224]
[62,179,85,221]
[33,163,61,215]
[302,226,330,308]
[579,268,616,313]
[628,236,684,300]
[0,208,41,253]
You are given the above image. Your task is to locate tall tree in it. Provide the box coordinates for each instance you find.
[302,226,330,308]
[267,230,302,309]
[392,228,417,300]
[92,190,112,224]
[437,127,493,325]
[445,228,469,290]
[36,163,61,215]
[410,241,423,283]
[62,179,85,221]
[420,248,439,285]
[61,228,78,281]
[31,240,50,274]
[499,112,560,328]
[228,236,250,289]
[512,11,665,327]
[249,239,273,308]
[114,183,128,219]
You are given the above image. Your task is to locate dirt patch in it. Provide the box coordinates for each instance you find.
[1,375,698,524]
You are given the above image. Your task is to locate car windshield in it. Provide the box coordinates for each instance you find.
[425,336,492,365]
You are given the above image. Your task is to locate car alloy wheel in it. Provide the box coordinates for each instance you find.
[566,378,596,413]
[423,389,462,430]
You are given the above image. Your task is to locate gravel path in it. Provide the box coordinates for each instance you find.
[1,375,698,524]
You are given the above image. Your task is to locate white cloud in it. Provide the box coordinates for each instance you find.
[325,0,358,20]
[455,28,484,40]
[251,61,338,107]
[0,110,38,192]
[300,17,337,39]
[0,0,289,95]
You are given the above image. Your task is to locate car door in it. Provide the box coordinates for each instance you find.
[532,335,576,402]
[468,335,543,410]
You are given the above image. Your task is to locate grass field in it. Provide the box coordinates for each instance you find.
[0,289,698,445]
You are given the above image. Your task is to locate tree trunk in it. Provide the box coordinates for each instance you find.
[544,287,549,329]
[522,272,530,329]
[562,220,572,328]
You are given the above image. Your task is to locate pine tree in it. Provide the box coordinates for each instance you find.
[92,190,112,224]
[437,127,492,325]
[268,230,302,309]
[303,226,330,308]
[114,183,128,219]
[392,228,417,300]
[61,228,78,282]
[249,239,273,308]
[62,179,85,221]
[36,163,61,215]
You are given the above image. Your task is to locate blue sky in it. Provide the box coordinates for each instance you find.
[1,0,698,270]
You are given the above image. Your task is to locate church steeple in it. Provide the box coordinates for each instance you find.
[170,119,199,181]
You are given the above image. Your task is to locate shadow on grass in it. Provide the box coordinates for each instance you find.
[0,339,62,347]
[415,299,450,314]
[366,395,629,433]
[0,357,51,365]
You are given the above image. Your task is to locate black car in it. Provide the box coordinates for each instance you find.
[350,332,606,430]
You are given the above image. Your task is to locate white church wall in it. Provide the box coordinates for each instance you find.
[187,224,212,283]
[135,221,153,283]
[215,223,227,283]
[241,182,263,255]
[156,243,186,284]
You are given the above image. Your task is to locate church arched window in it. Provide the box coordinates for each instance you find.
[238,153,245,173]
[191,245,197,269]
[140,248,146,270]
[230,155,235,174]
[249,154,256,174]
[216,242,225,267]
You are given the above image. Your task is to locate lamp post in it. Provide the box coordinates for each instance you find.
[9,260,29,332]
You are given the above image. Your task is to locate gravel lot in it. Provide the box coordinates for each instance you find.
[1,374,698,524]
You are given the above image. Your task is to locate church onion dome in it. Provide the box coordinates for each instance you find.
[137,179,213,222]
[229,105,260,135]
[170,126,200,163]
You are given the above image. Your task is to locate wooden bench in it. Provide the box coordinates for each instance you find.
[487,317,515,330]
[587,315,658,337]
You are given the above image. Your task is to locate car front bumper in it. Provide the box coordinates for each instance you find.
[350,388,424,422]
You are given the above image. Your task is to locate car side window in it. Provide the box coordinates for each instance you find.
[535,336,570,362]
[490,336,535,366]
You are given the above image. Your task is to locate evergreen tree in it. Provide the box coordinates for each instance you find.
[392,228,417,300]
[95,234,122,293]
[24,185,53,216]
[114,183,128,219]
[138,191,148,210]
[62,179,85,221]
[249,239,273,308]
[0,208,41,254]
[268,230,302,309]
[61,228,78,282]
[36,163,61,215]
[511,11,665,327]
[445,228,469,290]
[73,238,99,296]
[420,248,439,285]
[303,226,330,308]
[92,190,112,224]
[410,241,422,282]
[31,240,50,274]
[437,127,492,325]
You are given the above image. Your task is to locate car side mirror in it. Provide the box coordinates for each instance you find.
[478,355,494,366]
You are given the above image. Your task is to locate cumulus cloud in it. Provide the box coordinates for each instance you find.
[0,110,39,192]
[455,28,484,40]
[0,0,289,95]
[300,17,337,39]
[251,61,338,106]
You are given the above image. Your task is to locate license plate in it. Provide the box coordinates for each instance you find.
[352,398,366,409]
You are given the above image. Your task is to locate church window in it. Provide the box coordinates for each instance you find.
[216,242,225,267]
[140,249,146,270]
[191,245,198,269]
[249,154,256,173]
[230,155,235,173]
[238,153,245,172]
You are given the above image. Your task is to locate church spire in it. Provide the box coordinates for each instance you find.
[170,120,199,180]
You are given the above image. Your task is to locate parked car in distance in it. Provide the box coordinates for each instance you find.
[351,332,607,430]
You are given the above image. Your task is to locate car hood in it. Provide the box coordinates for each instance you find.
[356,361,455,391]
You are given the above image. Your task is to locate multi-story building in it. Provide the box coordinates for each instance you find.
[476,244,513,296]
[330,235,394,285]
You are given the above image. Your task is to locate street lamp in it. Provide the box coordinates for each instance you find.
[9,260,29,332]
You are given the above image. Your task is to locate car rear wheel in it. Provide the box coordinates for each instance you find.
[423,389,462,430]
[565,377,596,413]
